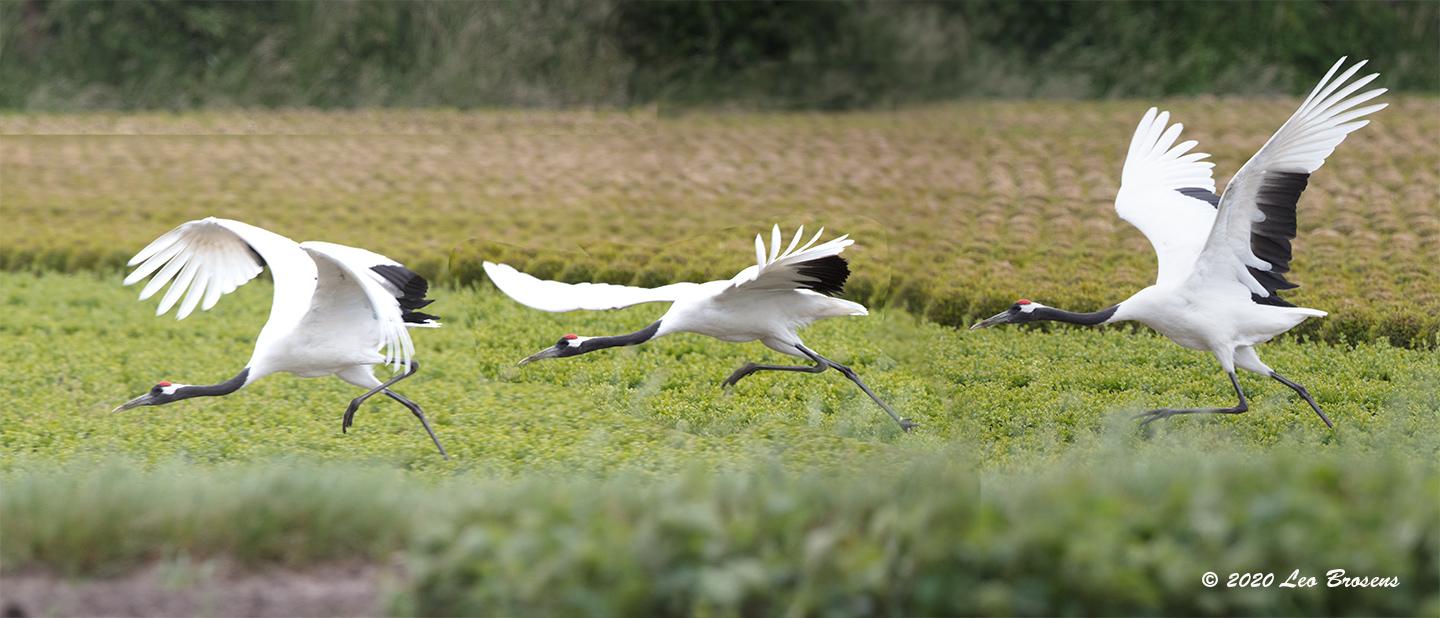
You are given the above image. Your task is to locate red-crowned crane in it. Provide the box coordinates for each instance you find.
[112,217,449,457]
[971,57,1387,428]
[484,226,915,431]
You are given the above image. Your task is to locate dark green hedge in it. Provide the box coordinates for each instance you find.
[397,453,1438,616]
[5,454,1435,615]
[3,0,1436,110]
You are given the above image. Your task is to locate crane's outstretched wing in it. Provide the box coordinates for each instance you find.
[123,217,314,323]
[1114,107,1221,286]
[721,225,855,297]
[483,261,701,312]
[301,242,437,372]
[1189,57,1387,305]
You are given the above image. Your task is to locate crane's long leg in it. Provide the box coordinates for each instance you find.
[1270,371,1333,428]
[722,361,827,387]
[1134,372,1248,427]
[795,344,916,432]
[384,390,449,459]
[343,361,420,433]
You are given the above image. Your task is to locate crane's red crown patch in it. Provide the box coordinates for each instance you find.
[158,381,172,387]
[563,334,578,340]
[1016,299,1032,305]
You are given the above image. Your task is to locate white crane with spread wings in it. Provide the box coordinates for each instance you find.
[113,217,449,457]
[972,57,1387,428]
[485,226,915,431]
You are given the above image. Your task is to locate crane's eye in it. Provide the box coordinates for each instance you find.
[556,337,571,347]
[151,386,163,394]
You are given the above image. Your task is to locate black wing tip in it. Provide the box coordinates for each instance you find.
[1249,267,1299,307]
[1247,171,1311,301]
[1177,187,1221,207]
[795,255,850,297]
[371,264,439,319]
[403,310,442,325]
[1250,293,1296,308]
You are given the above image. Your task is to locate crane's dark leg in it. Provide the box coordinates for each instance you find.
[722,361,827,387]
[384,390,449,459]
[1270,371,1333,428]
[1134,372,1248,427]
[343,361,420,433]
[796,344,916,432]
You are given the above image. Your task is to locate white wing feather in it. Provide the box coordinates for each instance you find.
[725,225,851,293]
[123,218,314,328]
[301,241,420,373]
[482,261,700,312]
[1114,107,1220,286]
[1189,57,1387,299]
[484,225,856,313]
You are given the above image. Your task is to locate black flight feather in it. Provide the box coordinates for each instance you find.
[371,264,440,324]
[1176,174,1307,307]
[1245,171,1308,306]
[1177,187,1221,206]
[794,255,850,297]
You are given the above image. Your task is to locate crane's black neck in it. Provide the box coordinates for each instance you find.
[1030,305,1119,326]
[173,368,250,402]
[578,321,662,354]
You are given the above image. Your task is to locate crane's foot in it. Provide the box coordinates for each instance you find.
[899,418,919,432]
[342,400,362,433]
[721,361,827,388]
[1133,405,1246,428]
[721,363,759,388]
[1134,408,1180,427]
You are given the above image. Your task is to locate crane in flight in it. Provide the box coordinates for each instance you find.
[112,217,449,457]
[972,57,1387,428]
[484,226,915,431]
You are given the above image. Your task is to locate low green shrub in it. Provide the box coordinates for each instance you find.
[395,452,1437,616]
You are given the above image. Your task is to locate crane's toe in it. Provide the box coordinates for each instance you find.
[1134,408,1176,428]
[342,402,362,433]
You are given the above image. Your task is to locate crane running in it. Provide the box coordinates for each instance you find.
[112,217,449,457]
[484,226,915,431]
[971,57,1387,428]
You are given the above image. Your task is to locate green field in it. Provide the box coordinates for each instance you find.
[3,105,1438,615]
[4,271,1438,470]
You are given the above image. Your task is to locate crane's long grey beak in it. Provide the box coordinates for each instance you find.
[517,347,562,366]
[970,310,1013,330]
[112,393,154,412]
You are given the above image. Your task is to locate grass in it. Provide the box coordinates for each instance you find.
[2,101,1436,347]
[5,453,1437,615]
[3,271,1437,474]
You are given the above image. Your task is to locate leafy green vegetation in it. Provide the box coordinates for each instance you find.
[3,103,1436,347]
[4,272,1437,473]
[398,452,1438,616]
[3,270,1437,617]
[5,453,1436,615]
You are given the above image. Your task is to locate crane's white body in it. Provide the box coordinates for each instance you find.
[1113,286,1320,371]
[1105,57,1384,375]
[656,280,866,353]
[123,217,437,389]
[483,226,866,356]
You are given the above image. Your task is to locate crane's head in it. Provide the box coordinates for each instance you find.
[113,381,190,411]
[970,299,1047,330]
[517,333,591,365]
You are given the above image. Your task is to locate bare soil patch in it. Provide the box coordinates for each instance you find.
[1,560,392,618]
